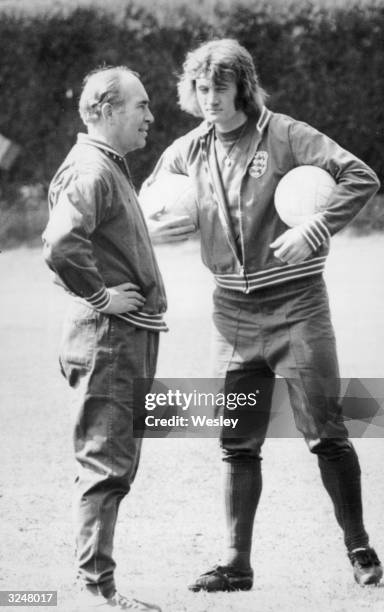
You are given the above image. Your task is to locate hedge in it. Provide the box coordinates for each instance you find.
[0,0,383,244]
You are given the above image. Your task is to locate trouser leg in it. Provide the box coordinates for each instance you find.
[72,393,143,597]
[270,277,370,552]
[59,303,158,595]
[284,378,369,551]
[212,288,277,568]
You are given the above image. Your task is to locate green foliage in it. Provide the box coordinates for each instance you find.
[0,0,383,246]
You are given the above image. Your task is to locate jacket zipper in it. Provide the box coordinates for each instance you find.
[237,133,263,294]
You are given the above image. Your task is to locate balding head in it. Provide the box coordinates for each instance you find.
[78,65,154,155]
[79,66,140,126]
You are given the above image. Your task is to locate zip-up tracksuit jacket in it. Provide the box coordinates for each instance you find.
[145,107,380,293]
[43,134,167,331]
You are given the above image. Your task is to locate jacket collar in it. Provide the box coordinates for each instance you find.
[77,133,133,182]
[77,133,125,162]
[256,106,272,133]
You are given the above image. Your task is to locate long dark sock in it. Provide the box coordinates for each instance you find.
[318,446,369,552]
[224,460,262,570]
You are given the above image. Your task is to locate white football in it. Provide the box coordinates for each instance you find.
[139,173,198,230]
[274,165,336,227]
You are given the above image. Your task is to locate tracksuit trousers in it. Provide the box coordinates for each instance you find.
[59,301,159,597]
[212,275,369,554]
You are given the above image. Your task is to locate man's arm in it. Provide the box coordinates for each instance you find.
[140,141,196,244]
[270,120,380,264]
[43,173,145,313]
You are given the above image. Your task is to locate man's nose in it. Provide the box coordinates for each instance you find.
[207,89,219,105]
[146,108,154,123]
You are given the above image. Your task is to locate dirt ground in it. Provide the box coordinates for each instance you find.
[0,233,383,612]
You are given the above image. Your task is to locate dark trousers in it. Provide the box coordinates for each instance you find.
[59,301,159,597]
[212,275,368,551]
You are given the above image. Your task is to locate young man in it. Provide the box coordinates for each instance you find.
[43,66,169,611]
[143,39,382,591]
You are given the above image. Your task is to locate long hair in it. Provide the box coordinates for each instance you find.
[177,39,267,119]
[78,65,139,125]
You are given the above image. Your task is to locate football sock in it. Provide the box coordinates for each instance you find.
[318,446,369,552]
[224,460,262,570]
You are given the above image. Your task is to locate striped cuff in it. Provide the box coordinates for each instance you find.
[116,311,168,332]
[85,287,111,310]
[298,214,331,252]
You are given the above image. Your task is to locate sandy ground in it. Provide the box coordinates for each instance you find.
[0,233,384,611]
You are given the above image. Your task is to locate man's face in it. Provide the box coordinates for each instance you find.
[195,75,245,132]
[109,75,154,154]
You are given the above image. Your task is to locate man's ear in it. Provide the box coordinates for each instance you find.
[101,102,114,122]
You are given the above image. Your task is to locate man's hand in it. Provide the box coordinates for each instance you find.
[270,227,313,264]
[146,214,196,245]
[100,282,146,314]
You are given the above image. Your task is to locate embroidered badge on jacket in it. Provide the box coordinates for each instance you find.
[249,151,268,178]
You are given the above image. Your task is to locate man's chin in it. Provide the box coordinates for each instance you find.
[205,112,221,121]
[126,139,147,153]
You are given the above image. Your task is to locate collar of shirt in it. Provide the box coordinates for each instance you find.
[215,118,250,147]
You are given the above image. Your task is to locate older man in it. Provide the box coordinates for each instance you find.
[144,39,382,592]
[43,66,183,610]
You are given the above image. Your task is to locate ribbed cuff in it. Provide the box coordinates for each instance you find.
[298,214,331,251]
[85,287,111,310]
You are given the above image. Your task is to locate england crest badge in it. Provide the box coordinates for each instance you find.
[249,151,268,178]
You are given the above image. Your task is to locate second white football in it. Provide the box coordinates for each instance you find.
[274,165,336,227]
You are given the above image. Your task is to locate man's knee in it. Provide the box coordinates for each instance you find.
[75,454,140,498]
[221,439,263,463]
[306,436,355,461]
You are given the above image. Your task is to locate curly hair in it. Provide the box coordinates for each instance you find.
[177,39,267,119]
[78,65,140,125]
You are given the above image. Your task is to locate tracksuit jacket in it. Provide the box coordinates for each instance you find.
[145,107,380,293]
[43,134,167,331]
